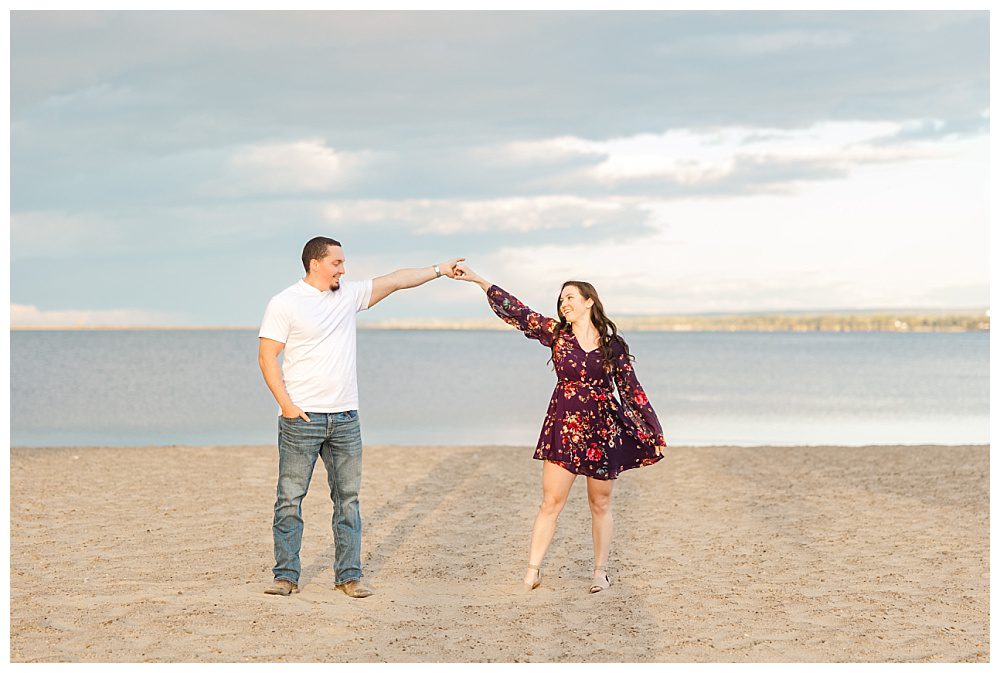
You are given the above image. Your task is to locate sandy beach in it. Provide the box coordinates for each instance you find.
[9,443,988,663]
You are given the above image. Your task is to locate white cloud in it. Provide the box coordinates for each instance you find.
[488,136,603,165]
[499,120,959,186]
[11,304,178,327]
[322,196,641,234]
[466,134,988,314]
[224,139,375,194]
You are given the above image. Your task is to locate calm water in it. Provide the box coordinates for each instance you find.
[9,330,989,447]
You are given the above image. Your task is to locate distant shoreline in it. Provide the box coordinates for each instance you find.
[10,311,990,333]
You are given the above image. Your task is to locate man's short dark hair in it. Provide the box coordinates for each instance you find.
[301,236,342,272]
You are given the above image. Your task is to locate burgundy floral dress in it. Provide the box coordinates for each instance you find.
[487,285,666,480]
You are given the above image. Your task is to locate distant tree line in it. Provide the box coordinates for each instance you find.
[360,312,989,332]
[616,313,990,333]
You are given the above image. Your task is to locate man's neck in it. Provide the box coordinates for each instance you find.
[302,275,330,292]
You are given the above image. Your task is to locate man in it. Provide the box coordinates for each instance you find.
[258,236,463,598]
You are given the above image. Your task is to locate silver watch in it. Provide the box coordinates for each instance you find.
[433,264,442,278]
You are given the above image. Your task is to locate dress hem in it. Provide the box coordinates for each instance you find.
[534,454,664,481]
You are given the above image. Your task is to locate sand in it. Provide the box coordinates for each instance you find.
[9,443,989,663]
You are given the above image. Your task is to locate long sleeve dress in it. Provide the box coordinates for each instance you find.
[486,285,666,480]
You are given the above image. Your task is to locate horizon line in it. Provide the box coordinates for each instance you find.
[8,305,991,331]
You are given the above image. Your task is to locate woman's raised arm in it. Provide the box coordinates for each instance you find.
[453,264,559,346]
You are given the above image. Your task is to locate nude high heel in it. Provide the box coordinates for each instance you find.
[589,565,611,593]
[517,563,542,593]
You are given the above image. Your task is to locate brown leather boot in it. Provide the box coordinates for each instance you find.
[337,580,374,598]
[264,579,300,596]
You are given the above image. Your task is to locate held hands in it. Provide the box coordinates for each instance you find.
[452,263,492,291]
[452,263,480,283]
[436,258,466,278]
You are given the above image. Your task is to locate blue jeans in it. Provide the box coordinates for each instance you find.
[272,410,363,586]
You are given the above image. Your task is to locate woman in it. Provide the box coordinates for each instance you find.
[453,265,666,593]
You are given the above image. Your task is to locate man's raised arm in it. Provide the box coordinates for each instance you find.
[368,257,465,308]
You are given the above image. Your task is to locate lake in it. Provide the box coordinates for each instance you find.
[9,330,989,448]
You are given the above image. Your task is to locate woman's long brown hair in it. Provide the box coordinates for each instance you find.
[549,280,633,371]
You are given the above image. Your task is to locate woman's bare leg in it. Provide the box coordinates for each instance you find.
[586,476,615,582]
[523,461,577,585]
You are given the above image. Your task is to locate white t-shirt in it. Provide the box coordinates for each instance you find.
[259,278,373,413]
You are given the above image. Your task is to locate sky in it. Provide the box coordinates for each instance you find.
[9,10,990,326]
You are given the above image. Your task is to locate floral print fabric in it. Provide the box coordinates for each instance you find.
[487,285,666,479]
